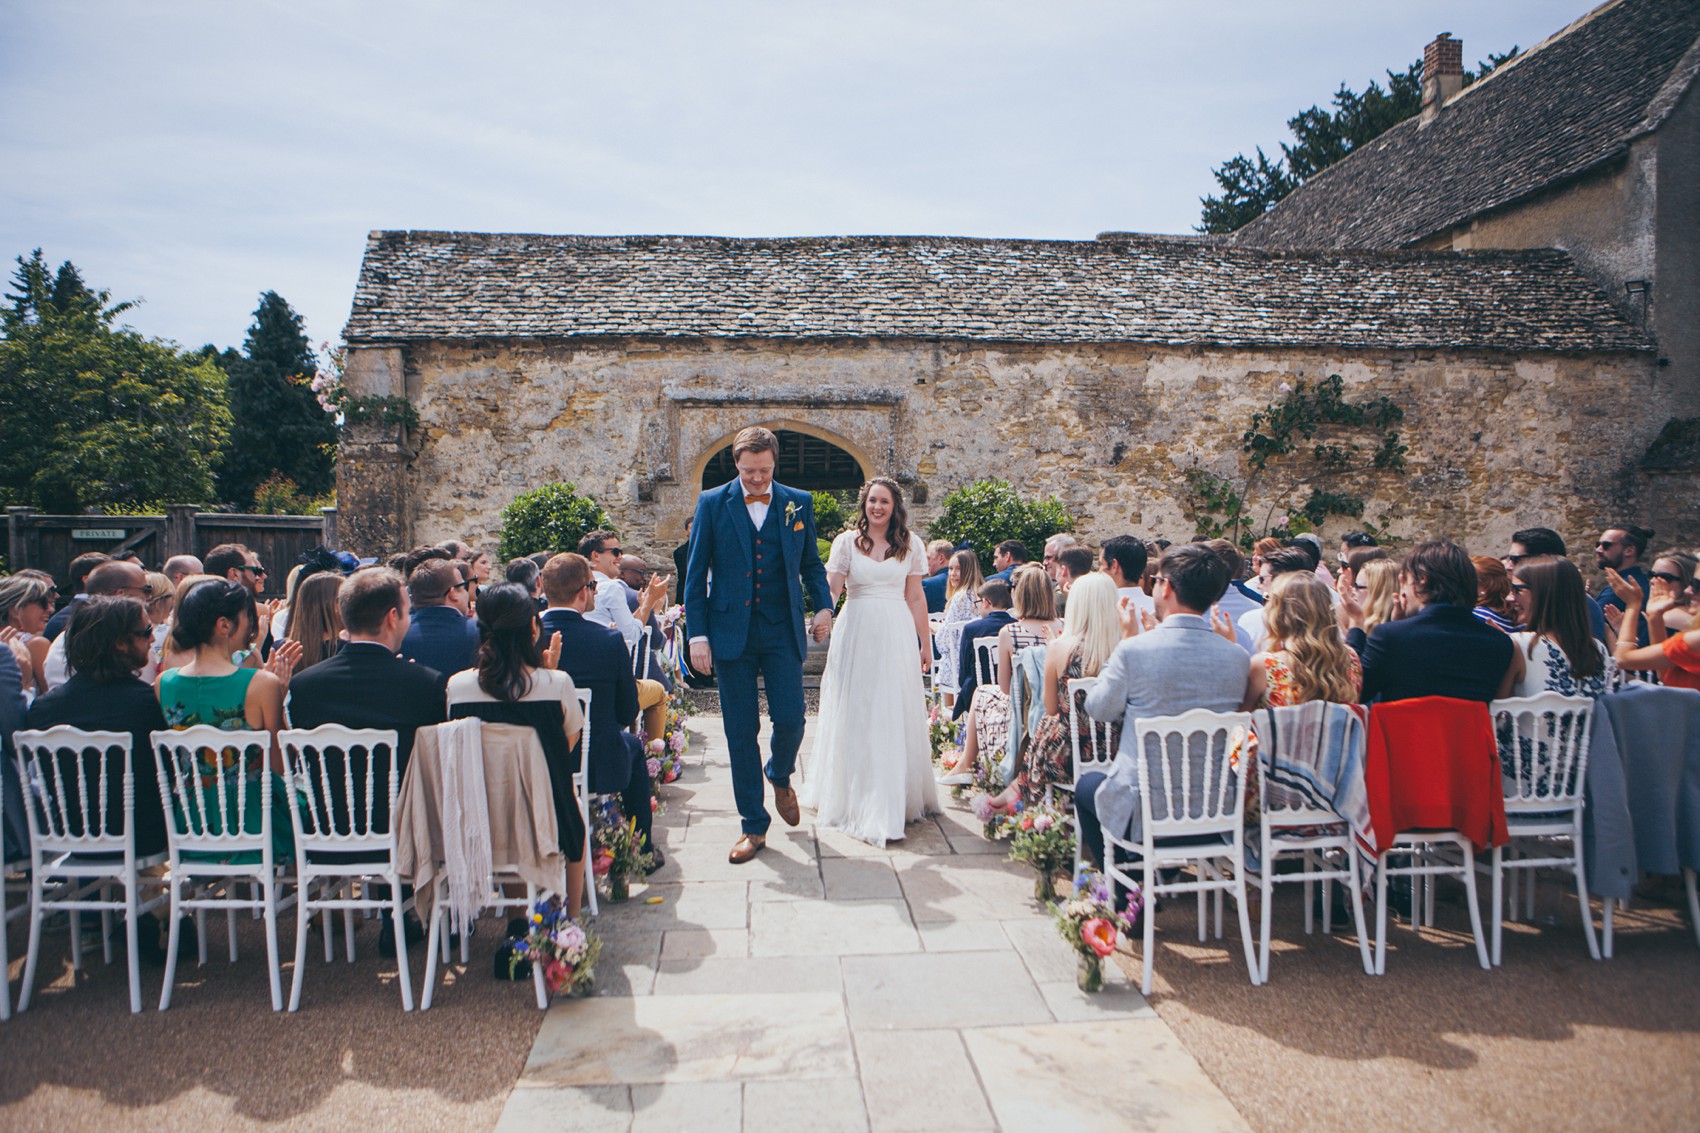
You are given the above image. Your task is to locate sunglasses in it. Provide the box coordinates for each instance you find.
[1595,541,1618,550]
[1510,582,1531,593]
[1352,582,1368,591]
[239,564,268,577]
[1503,553,1528,565]
[1651,571,1686,584]
[452,580,472,591]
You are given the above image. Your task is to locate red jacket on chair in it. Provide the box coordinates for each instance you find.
[1364,696,1508,851]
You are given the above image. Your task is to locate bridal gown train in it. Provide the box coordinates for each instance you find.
[800,530,940,847]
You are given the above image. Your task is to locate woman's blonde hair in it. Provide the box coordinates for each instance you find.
[1264,573,1358,703]
[1358,558,1401,636]
[1062,572,1120,677]
[1011,564,1056,622]
[287,571,346,671]
[946,548,983,603]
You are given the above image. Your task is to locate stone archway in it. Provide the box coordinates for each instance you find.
[697,424,869,492]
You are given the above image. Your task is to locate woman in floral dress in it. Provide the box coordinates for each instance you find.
[932,549,983,701]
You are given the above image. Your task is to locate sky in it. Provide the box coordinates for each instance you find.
[2,0,1594,353]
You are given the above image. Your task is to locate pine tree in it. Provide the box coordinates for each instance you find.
[216,291,337,508]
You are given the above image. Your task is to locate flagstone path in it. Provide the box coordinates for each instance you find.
[493,718,1249,1133]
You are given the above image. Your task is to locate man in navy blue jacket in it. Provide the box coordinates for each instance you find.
[1360,540,1517,704]
[920,540,953,615]
[950,579,1015,722]
[540,553,658,863]
[400,559,480,677]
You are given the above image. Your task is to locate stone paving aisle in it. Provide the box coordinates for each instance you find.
[493,718,1249,1133]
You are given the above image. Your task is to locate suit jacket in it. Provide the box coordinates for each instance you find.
[1359,602,1514,705]
[25,673,170,857]
[921,568,949,615]
[1084,614,1250,841]
[284,642,449,831]
[541,607,639,794]
[400,605,480,678]
[684,479,830,660]
[952,610,1015,720]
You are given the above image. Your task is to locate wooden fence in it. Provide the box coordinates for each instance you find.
[5,505,337,601]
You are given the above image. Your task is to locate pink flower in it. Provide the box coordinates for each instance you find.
[1034,814,1054,833]
[971,796,995,822]
[553,924,586,953]
[669,733,686,752]
[1082,918,1118,958]
[648,738,665,755]
[544,959,572,993]
[593,850,614,877]
[647,757,663,777]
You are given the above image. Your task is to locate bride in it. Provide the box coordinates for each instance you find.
[801,477,940,846]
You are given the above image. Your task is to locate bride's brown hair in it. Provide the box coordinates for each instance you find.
[853,477,912,561]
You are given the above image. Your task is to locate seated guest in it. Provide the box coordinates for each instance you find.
[1646,549,1698,635]
[920,539,954,614]
[980,573,1123,812]
[539,556,661,866]
[1242,573,1362,710]
[1244,537,1282,598]
[1042,534,1079,585]
[400,559,479,676]
[937,567,1061,783]
[949,579,1014,722]
[1596,525,1654,645]
[1,572,56,696]
[1139,540,1168,596]
[578,533,669,742]
[985,539,1030,585]
[42,559,152,690]
[1075,544,1250,875]
[1289,533,1332,585]
[156,579,298,858]
[618,554,672,691]
[1100,535,1154,621]
[0,617,26,862]
[447,583,588,918]
[27,596,170,858]
[1336,545,1387,595]
[933,549,985,697]
[1359,540,1518,704]
[1471,555,1519,632]
[1236,547,1313,651]
[505,556,545,609]
[285,571,347,674]
[156,573,217,674]
[401,544,452,578]
[1339,530,1379,569]
[1501,525,1609,641]
[43,551,111,641]
[1508,557,1614,698]
[1340,557,1400,656]
[1201,539,1259,654]
[162,555,203,586]
[1605,562,1700,691]
[1056,546,1095,595]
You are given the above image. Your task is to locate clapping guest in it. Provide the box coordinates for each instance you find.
[1339,558,1401,656]
[1236,547,1313,650]
[1201,539,1259,654]
[978,573,1123,812]
[1100,536,1152,616]
[1242,573,1361,710]
[0,572,56,696]
[285,570,346,673]
[1596,525,1654,646]
[1359,540,1520,704]
[1508,557,1614,698]
[1605,561,1700,691]
[1646,550,1698,634]
[1471,555,1519,632]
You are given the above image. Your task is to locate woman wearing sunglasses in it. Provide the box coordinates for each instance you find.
[1606,555,1700,691]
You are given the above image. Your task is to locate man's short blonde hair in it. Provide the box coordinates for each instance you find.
[926,539,954,559]
[732,426,779,460]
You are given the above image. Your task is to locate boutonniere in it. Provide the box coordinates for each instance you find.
[785,501,803,531]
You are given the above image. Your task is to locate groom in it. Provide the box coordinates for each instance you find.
[685,426,834,864]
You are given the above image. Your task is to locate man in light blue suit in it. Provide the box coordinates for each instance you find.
[1076,544,1250,886]
[685,427,833,864]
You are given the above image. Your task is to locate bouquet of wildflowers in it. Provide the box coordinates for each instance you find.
[1051,869,1141,992]
[928,703,962,765]
[995,801,1075,899]
[591,795,654,901]
[509,895,601,997]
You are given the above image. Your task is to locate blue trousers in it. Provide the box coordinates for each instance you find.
[717,615,805,836]
[1074,770,1141,911]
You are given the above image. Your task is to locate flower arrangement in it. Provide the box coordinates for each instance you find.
[1051,870,1141,992]
[983,801,1075,899]
[928,703,962,766]
[591,795,654,901]
[508,896,601,997]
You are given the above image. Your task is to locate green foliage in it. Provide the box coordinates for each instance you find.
[1198,50,1517,233]
[0,250,230,513]
[252,473,333,516]
[496,482,612,562]
[1184,376,1407,548]
[927,479,1077,568]
[811,490,849,540]
[216,292,337,508]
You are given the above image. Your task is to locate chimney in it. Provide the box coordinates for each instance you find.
[1421,33,1465,125]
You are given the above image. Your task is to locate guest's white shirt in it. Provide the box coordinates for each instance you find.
[586,568,644,649]
[1115,586,1156,620]
[42,632,69,691]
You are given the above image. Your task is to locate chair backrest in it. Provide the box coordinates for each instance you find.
[151,726,275,858]
[574,687,592,786]
[1251,702,1366,826]
[1066,677,1116,784]
[13,727,134,856]
[1133,709,1254,839]
[630,625,653,678]
[1489,693,1593,811]
[279,725,401,851]
[972,638,999,688]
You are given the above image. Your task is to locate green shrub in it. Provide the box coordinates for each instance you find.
[250,473,331,516]
[497,482,612,562]
[811,490,849,540]
[927,479,1077,568]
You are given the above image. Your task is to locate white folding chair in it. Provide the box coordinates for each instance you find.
[972,638,999,691]
[1484,694,1599,965]
[1249,706,1374,981]
[1105,709,1261,996]
[151,726,292,1011]
[12,728,168,1015]
[1,759,36,1021]
[280,726,414,1011]
[1065,676,1115,872]
[575,689,596,918]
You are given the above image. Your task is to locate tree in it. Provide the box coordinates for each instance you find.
[811,491,849,540]
[927,479,1077,569]
[216,292,337,508]
[0,250,230,513]
[496,482,613,562]
[1198,51,1516,233]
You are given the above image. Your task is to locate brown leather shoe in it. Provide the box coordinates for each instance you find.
[728,834,766,864]
[773,784,801,827]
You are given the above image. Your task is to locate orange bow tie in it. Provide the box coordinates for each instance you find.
[745,493,771,505]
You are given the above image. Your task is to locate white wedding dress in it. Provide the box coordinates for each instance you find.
[800,530,940,847]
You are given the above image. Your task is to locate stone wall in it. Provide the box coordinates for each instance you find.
[336,336,1667,567]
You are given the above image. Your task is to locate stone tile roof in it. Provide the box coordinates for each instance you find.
[1232,0,1700,251]
[343,230,1650,353]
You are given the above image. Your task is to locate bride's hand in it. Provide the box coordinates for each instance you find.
[919,644,931,673]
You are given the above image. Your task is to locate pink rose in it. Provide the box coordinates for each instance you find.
[1082,918,1118,958]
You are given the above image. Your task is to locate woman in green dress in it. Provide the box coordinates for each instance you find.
[155,579,301,857]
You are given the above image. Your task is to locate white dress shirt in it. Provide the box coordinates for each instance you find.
[586,568,645,649]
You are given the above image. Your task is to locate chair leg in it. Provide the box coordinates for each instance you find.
[1233,872,1260,987]
[124,883,142,1015]
[1573,853,1600,961]
[1347,853,1373,976]
[0,883,11,1022]
[1686,868,1700,950]
[323,885,335,962]
[70,907,82,972]
[344,906,356,963]
[392,884,415,1012]
[1525,857,1537,921]
[1141,858,1157,997]
[289,890,312,1013]
[1258,850,1274,985]
[101,889,114,966]
[196,905,207,966]
[158,882,182,1011]
[1321,872,1333,937]
[1602,896,1614,960]
[1459,842,1490,971]
[1196,876,1206,944]
[262,880,283,1012]
[1302,859,1315,936]
[1374,857,1389,976]
[19,873,45,1012]
[227,906,238,964]
[1490,846,1504,967]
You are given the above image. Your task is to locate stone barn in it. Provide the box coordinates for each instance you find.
[335,230,1667,565]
